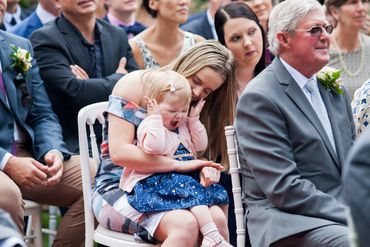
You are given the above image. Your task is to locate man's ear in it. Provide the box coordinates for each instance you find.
[276,32,291,49]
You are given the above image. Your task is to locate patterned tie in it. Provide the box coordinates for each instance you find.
[305,79,336,152]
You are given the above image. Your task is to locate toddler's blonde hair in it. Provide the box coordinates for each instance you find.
[141,70,192,105]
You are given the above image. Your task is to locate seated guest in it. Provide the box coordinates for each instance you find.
[235,0,355,246]
[352,78,370,136]
[103,0,146,39]
[182,0,231,40]
[215,1,266,97]
[0,209,26,247]
[3,0,32,30]
[30,0,138,154]
[0,3,85,244]
[12,0,60,39]
[130,0,204,69]
[343,128,370,247]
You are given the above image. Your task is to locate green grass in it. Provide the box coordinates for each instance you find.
[41,211,61,247]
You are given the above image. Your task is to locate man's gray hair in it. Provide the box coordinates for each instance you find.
[268,0,324,55]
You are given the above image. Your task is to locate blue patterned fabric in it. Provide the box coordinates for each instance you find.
[127,142,229,213]
[352,79,370,135]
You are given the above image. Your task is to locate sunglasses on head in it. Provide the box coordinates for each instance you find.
[294,24,334,37]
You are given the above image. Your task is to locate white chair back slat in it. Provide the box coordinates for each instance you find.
[225,125,246,247]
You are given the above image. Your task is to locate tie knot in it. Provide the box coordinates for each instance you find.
[305,79,319,94]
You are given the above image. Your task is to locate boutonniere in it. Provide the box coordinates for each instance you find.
[316,66,344,94]
[9,44,32,106]
[10,44,32,74]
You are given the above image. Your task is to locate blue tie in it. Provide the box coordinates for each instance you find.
[305,79,336,152]
[119,22,146,36]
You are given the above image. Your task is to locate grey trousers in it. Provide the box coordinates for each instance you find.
[271,224,350,247]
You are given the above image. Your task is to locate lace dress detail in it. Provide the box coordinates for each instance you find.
[132,31,196,69]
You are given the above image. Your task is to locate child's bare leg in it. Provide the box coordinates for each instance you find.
[154,209,199,247]
[190,205,232,247]
[210,205,229,241]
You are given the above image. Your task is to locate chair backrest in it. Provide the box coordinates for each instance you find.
[224,125,246,247]
[78,101,108,246]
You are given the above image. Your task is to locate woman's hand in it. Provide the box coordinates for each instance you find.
[200,166,221,187]
[175,159,223,173]
[189,98,205,118]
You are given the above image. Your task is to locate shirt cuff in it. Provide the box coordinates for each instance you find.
[45,149,64,162]
[0,152,12,170]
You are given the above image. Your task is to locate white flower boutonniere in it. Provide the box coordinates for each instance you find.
[317,66,344,94]
[9,44,32,74]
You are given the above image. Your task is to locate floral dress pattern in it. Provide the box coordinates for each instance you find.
[352,79,370,136]
[127,136,229,213]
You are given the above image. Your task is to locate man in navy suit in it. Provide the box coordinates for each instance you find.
[30,0,138,154]
[12,0,60,38]
[0,0,85,245]
[182,0,231,40]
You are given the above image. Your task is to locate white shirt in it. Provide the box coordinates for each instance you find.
[4,4,22,30]
[36,3,57,25]
[206,9,218,40]
[280,57,317,107]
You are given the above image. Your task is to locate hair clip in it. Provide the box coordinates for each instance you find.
[169,81,176,92]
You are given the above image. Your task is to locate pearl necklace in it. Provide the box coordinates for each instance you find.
[331,34,365,77]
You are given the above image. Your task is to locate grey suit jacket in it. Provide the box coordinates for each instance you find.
[235,57,355,247]
[0,30,69,162]
[30,15,138,153]
[343,128,370,247]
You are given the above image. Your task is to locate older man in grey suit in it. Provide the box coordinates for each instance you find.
[235,0,355,246]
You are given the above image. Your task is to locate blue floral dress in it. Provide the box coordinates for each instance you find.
[127,135,229,213]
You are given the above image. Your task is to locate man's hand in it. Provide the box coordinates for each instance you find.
[43,151,64,186]
[4,156,48,189]
[116,57,128,74]
[70,64,89,80]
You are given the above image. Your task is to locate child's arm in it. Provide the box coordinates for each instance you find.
[188,99,208,151]
[137,97,169,154]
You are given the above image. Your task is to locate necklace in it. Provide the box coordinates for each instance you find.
[331,34,365,77]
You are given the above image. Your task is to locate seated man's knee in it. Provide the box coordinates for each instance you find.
[0,177,23,231]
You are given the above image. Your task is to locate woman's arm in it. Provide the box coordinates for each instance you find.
[108,71,221,173]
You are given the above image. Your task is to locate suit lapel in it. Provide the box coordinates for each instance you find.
[273,59,340,167]
[99,21,114,76]
[319,84,343,167]
[0,32,23,121]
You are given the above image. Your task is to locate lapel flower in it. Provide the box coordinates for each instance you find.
[8,44,33,107]
[316,66,344,94]
[9,44,32,74]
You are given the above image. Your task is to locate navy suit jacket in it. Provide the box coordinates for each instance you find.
[181,11,214,40]
[30,15,138,153]
[12,12,43,39]
[0,30,69,162]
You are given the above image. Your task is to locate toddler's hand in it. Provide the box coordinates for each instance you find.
[144,96,160,115]
[189,98,205,118]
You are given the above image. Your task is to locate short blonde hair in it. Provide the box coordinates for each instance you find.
[141,70,192,106]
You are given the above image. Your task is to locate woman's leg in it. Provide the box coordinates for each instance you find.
[154,209,199,247]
